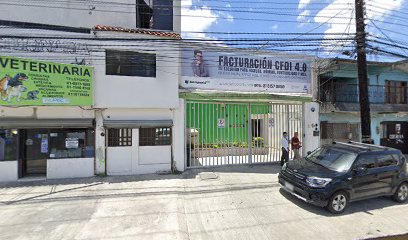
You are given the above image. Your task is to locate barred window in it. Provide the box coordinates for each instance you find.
[140,127,171,146]
[107,129,132,147]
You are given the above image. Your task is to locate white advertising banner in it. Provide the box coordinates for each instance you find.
[181,49,312,94]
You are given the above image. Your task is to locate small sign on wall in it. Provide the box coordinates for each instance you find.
[396,124,401,133]
[25,139,33,146]
[41,138,48,153]
[268,118,275,128]
[65,138,79,149]
[218,118,225,128]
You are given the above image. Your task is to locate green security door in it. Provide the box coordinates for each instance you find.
[186,101,303,167]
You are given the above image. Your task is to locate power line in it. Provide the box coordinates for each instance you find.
[366,24,408,39]
[322,8,355,59]
[258,7,351,50]
[0,2,356,25]
[367,18,408,29]
[368,19,408,56]
[367,2,408,17]
[2,0,354,6]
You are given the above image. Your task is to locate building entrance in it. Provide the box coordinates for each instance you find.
[186,101,303,168]
[20,129,49,176]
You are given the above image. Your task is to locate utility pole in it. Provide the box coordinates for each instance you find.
[355,0,372,143]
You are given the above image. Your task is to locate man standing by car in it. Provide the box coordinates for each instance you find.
[281,132,289,166]
[291,132,301,160]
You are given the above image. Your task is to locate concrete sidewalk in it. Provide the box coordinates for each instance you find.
[0,164,407,240]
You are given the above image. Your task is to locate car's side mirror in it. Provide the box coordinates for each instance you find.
[307,151,312,155]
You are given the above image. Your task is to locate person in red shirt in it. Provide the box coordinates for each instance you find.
[291,132,302,160]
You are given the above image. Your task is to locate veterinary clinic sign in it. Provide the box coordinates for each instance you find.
[181,49,312,94]
[0,56,92,106]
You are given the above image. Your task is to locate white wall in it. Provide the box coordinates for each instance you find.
[139,146,171,165]
[92,39,180,109]
[47,158,94,179]
[1,0,181,33]
[302,102,320,155]
[173,99,185,172]
[101,108,173,120]
[0,0,137,29]
[0,161,18,182]
[95,110,106,175]
[0,106,94,119]
[107,147,133,175]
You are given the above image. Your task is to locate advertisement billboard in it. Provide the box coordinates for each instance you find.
[181,49,312,94]
[0,56,93,106]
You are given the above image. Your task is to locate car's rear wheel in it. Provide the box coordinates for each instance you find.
[326,191,348,214]
[393,182,408,203]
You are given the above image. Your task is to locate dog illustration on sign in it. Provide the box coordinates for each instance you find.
[1,73,29,102]
[26,90,40,100]
[5,85,27,102]
[0,74,11,98]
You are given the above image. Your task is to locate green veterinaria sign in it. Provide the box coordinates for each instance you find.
[0,56,93,106]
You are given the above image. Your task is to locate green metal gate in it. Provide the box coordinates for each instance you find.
[186,101,303,168]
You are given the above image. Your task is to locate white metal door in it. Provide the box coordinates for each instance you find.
[106,128,138,175]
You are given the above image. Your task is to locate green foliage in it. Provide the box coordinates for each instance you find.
[240,142,249,148]
[211,144,220,149]
[252,137,265,147]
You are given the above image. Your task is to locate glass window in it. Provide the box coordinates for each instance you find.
[0,129,19,161]
[305,146,357,172]
[48,129,95,159]
[377,154,399,167]
[106,50,156,77]
[356,155,377,169]
[140,127,171,146]
[107,129,132,147]
[136,0,173,31]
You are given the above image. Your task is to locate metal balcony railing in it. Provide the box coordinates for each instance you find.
[319,83,408,104]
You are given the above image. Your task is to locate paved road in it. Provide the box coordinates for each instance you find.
[0,164,407,240]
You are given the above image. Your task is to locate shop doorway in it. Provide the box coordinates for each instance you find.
[19,129,48,177]
[185,102,303,168]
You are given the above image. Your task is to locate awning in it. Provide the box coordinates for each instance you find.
[0,118,94,129]
[104,120,173,128]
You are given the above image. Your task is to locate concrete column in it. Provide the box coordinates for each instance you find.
[173,98,185,172]
[302,102,320,155]
[95,109,106,175]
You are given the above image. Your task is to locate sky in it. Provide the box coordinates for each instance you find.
[181,0,408,61]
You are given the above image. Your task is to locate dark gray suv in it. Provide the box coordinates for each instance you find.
[278,141,408,214]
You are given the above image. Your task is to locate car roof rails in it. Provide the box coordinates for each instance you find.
[332,141,370,150]
[347,141,389,150]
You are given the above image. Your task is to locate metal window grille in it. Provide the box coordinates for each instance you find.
[139,127,172,146]
[107,128,132,147]
[320,122,359,144]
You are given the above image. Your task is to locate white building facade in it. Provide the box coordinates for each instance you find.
[0,0,184,181]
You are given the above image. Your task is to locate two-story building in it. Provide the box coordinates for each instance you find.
[318,58,408,153]
[0,0,184,181]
